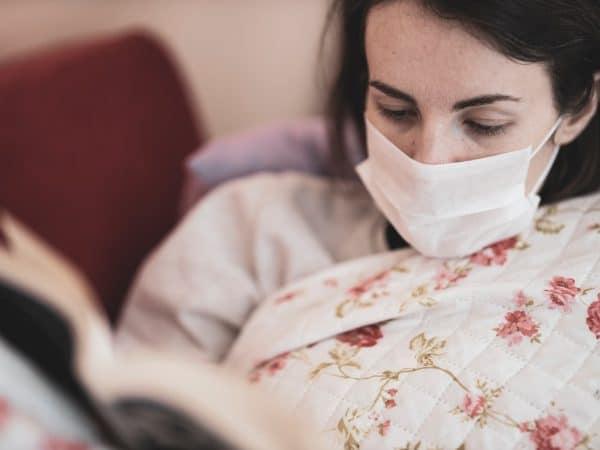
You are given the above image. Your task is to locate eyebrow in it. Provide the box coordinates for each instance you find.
[369,80,521,111]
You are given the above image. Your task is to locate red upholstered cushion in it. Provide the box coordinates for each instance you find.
[0,31,202,321]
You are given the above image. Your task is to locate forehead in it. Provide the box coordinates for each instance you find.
[365,0,550,104]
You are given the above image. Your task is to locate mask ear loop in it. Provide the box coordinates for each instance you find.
[529,116,564,194]
[530,116,563,158]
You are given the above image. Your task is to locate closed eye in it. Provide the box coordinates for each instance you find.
[377,105,418,122]
[464,120,510,137]
[378,103,512,138]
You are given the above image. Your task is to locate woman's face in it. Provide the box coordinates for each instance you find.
[364,0,560,176]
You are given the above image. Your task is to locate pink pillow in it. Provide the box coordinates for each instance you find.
[181,117,362,213]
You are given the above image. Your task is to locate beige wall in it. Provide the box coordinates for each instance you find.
[0,1,337,138]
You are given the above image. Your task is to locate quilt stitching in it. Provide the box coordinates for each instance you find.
[237,193,600,449]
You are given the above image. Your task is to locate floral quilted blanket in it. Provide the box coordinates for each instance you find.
[226,192,600,450]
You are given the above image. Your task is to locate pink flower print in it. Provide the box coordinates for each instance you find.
[251,352,289,382]
[266,353,289,375]
[0,398,10,430]
[336,324,384,348]
[495,310,540,346]
[524,414,583,450]
[549,277,581,297]
[377,419,391,436]
[384,399,396,409]
[460,394,486,419]
[434,263,468,290]
[275,291,300,305]
[547,291,577,313]
[586,295,600,339]
[470,236,519,266]
[514,290,530,308]
[249,352,290,383]
[545,277,581,313]
[347,271,390,298]
[383,388,398,409]
[42,437,90,450]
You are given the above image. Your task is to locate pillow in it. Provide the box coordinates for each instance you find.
[0,31,201,320]
[181,117,363,213]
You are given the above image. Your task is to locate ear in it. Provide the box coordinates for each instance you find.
[554,72,600,146]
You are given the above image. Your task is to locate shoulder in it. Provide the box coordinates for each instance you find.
[136,171,384,284]
[192,171,375,219]
[202,171,342,200]
[147,171,384,269]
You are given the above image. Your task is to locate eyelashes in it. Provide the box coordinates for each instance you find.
[378,106,417,122]
[463,120,508,137]
[377,106,510,137]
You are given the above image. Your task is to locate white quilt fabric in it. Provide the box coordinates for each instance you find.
[226,192,600,450]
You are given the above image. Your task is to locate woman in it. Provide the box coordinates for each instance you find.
[118,1,600,448]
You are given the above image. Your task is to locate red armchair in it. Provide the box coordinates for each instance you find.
[0,31,203,321]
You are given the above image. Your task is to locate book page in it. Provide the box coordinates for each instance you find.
[94,354,328,450]
[0,211,327,450]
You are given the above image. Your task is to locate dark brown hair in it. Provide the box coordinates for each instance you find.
[324,0,600,203]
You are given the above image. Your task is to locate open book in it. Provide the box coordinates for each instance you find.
[0,211,325,450]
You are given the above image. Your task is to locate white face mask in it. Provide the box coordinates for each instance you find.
[356,116,563,258]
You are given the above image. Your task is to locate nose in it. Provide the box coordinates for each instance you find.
[407,123,457,165]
